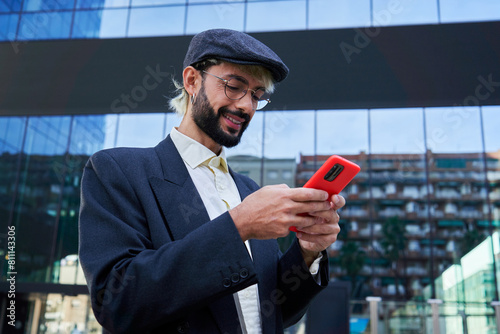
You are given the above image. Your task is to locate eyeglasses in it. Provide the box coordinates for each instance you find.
[202,70,271,110]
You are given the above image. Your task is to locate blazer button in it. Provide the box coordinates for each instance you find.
[231,273,240,283]
[222,278,231,288]
[239,268,249,279]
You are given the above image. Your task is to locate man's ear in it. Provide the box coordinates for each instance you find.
[183,66,199,96]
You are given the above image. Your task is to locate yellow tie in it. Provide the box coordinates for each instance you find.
[203,156,231,209]
[205,156,228,173]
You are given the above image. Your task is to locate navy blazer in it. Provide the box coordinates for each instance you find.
[79,135,329,333]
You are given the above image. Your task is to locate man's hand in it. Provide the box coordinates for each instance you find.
[295,194,344,266]
[229,184,331,241]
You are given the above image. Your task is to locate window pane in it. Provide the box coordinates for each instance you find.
[482,106,500,231]
[246,0,306,32]
[7,116,72,283]
[128,6,185,37]
[0,117,27,251]
[189,0,242,3]
[482,106,500,153]
[308,0,371,30]
[317,109,369,156]
[261,110,314,187]
[227,111,264,186]
[425,106,491,303]
[72,9,102,38]
[371,108,424,154]
[316,109,369,254]
[264,110,314,160]
[131,0,186,5]
[69,115,108,155]
[0,13,18,41]
[23,0,74,11]
[372,0,438,26]
[52,117,98,285]
[0,116,26,154]
[440,0,500,23]
[77,0,130,8]
[115,113,166,147]
[185,3,244,34]
[425,107,483,153]
[100,8,128,37]
[24,116,71,155]
[102,114,118,149]
[316,109,370,297]
[368,108,428,299]
[18,11,72,40]
[0,0,22,13]
[73,9,128,38]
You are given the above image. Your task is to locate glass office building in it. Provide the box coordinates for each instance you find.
[1,0,500,333]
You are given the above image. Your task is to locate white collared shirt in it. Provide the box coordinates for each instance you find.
[170,128,262,334]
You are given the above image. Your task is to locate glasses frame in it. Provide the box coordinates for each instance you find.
[202,70,271,110]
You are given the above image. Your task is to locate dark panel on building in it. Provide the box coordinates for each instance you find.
[306,281,351,334]
[0,21,499,116]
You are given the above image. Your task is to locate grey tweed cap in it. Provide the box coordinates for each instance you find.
[183,29,289,82]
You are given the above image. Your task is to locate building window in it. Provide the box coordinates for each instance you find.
[246,0,306,32]
[128,5,185,37]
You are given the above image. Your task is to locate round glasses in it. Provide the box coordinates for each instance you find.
[203,71,271,110]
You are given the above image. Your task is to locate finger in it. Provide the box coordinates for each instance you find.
[297,222,340,235]
[294,200,332,216]
[308,208,340,221]
[296,230,339,246]
[330,195,346,210]
[290,214,325,229]
[290,187,329,202]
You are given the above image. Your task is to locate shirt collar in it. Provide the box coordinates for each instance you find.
[170,127,228,171]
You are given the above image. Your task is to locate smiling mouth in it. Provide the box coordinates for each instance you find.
[222,112,245,131]
[225,114,242,125]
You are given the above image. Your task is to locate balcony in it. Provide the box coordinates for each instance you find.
[342,208,368,218]
[378,208,405,218]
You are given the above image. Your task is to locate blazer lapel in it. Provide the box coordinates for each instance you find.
[150,135,243,333]
[149,135,210,241]
[230,168,255,201]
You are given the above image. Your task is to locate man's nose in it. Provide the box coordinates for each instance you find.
[233,92,256,112]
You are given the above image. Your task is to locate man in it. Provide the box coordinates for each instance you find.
[79,29,345,334]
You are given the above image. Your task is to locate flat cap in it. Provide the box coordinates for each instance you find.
[183,29,289,82]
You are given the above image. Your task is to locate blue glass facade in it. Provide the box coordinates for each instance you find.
[3,107,498,332]
[1,0,500,41]
[2,108,499,274]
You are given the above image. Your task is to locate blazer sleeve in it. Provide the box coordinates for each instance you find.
[78,150,258,333]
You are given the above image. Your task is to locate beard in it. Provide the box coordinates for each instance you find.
[191,85,250,148]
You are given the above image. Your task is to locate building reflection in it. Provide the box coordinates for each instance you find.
[0,113,499,332]
[0,115,105,333]
[297,151,500,301]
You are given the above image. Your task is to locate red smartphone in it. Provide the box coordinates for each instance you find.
[290,155,361,232]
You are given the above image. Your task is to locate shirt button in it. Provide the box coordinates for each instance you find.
[244,289,252,298]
